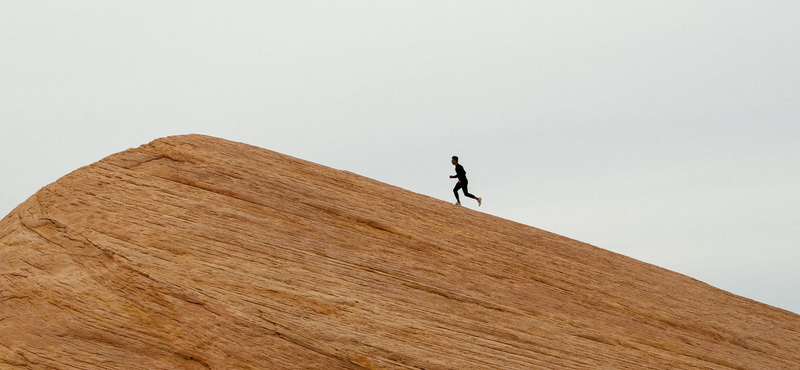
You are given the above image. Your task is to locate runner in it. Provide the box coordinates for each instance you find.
[450,156,482,206]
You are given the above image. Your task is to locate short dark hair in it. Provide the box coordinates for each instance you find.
[452,156,458,161]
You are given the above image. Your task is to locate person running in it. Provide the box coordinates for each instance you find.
[450,156,482,206]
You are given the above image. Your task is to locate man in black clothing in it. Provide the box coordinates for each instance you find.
[450,156,482,206]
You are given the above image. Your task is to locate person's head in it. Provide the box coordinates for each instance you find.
[451,156,458,165]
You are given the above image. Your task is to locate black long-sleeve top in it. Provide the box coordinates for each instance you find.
[454,164,467,182]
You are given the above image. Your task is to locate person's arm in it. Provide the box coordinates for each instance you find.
[450,166,460,179]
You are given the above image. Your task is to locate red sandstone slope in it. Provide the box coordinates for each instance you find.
[1,134,798,370]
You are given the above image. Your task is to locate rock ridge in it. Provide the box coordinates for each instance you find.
[1,134,799,369]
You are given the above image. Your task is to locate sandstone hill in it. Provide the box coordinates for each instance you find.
[1,135,799,369]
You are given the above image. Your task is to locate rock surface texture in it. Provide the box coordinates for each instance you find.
[1,134,799,369]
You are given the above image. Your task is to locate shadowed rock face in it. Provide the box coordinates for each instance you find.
[1,135,798,370]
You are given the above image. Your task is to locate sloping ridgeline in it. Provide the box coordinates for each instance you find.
[1,134,799,369]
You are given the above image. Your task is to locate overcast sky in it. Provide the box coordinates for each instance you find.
[2,1,799,314]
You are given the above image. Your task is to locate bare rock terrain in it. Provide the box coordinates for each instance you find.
[1,134,798,369]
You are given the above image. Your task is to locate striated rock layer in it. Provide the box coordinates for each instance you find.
[1,134,798,369]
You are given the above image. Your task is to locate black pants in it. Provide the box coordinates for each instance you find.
[453,180,477,201]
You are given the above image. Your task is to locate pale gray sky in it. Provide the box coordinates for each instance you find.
[2,1,799,314]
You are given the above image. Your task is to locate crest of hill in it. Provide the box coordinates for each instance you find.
[1,134,799,369]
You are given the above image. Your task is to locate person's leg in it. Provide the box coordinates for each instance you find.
[453,182,462,204]
[462,182,482,206]
[462,182,477,199]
